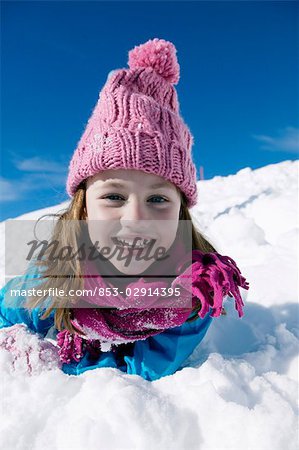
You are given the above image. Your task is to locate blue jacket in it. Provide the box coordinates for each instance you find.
[0,265,213,381]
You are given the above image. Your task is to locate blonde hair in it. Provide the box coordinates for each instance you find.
[26,181,218,333]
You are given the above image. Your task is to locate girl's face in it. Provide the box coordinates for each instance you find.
[85,169,181,275]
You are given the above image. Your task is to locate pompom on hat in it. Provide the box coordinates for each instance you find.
[66,38,198,207]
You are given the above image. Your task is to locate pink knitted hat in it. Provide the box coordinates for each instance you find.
[66,38,198,208]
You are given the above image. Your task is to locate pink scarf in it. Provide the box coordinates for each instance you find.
[57,243,249,364]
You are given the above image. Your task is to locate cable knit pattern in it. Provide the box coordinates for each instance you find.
[66,38,198,207]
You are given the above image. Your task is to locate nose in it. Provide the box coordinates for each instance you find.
[120,196,150,228]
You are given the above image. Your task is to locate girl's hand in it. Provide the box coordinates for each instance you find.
[0,323,62,375]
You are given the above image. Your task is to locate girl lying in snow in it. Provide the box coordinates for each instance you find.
[0,38,249,381]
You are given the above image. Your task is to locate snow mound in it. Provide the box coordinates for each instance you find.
[1,160,298,450]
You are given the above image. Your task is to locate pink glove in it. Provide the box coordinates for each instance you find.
[0,324,62,375]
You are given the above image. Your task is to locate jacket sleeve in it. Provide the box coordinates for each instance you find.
[0,263,54,336]
[123,309,214,381]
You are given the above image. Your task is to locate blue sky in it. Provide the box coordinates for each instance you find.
[1,1,298,221]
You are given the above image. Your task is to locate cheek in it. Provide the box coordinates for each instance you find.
[86,219,112,248]
[86,199,106,220]
[158,218,179,247]
[85,198,119,245]
[86,196,97,219]
[86,198,121,221]
[154,204,180,219]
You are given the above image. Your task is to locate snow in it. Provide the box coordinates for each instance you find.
[0,160,298,450]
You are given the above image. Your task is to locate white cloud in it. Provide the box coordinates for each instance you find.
[0,178,20,202]
[253,126,299,154]
[15,156,66,173]
[1,156,67,203]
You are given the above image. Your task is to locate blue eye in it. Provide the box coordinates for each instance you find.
[149,196,167,203]
[103,194,124,201]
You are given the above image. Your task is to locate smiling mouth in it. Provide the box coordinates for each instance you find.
[111,237,155,249]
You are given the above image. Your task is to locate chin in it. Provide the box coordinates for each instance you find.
[112,261,151,276]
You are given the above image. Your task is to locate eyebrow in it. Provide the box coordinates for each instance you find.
[100,181,172,189]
